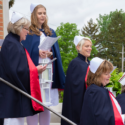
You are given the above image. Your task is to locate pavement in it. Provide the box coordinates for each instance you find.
[24,103,62,125]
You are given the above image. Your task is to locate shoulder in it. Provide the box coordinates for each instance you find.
[70,56,87,67]
[3,33,17,47]
[87,84,108,98]
[49,28,56,37]
[116,93,125,100]
[22,33,40,45]
[67,57,87,73]
[84,85,110,110]
[26,33,39,39]
[69,57,79,66]
[50,28,55,33]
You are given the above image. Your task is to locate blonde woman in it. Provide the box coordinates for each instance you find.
[0,12,46,125]
[22,3,65,125]
[61,36,92,125]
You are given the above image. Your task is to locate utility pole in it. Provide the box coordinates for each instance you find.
[122,43,124,72]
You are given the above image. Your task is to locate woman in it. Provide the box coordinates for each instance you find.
[0,12,46,125]
[22,3,65,125]
[80,57,125,125]
[61,36,92,125]
[116,84,125,114]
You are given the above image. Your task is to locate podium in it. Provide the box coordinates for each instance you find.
[39,58,53,106]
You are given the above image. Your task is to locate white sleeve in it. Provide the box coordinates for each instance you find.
[121,114,124,124]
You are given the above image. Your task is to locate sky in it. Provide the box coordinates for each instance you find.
[9,0,125,31]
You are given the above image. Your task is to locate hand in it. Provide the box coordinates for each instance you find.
[39,50,47,58]
[36,64,47,74]
[46,51,53,57]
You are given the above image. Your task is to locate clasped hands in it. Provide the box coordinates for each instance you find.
[39,49,52,58]
[37,50,53,74]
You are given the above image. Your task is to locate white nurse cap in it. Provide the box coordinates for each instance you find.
[30,3,40,13]
[90,57,104,73]
[11,11,23,24]
[119,74,125,85]
[74,36,85,46]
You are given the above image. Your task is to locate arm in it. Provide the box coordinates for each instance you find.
[1,40,29,90]
[64,60,87,123]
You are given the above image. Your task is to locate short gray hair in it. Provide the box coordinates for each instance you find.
[76,37,92,52]
[7,17,31,35]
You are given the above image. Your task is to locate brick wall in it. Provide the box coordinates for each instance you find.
[0,0,3,39]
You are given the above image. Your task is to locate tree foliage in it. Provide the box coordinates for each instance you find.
[81,10,125,71]
[97,10,125,70]
[56,23,79,74]
[106,68,123,96]
[81,18,99,45]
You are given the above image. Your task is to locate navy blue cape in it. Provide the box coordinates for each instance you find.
[61,54,90,125]
[79,84,115,125]
[22,28,65,89]
[116,92,125,114]
[0,32,40,118]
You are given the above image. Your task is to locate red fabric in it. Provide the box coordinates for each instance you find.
[25,49,44,111]
[109,91,124,125]
[58,89,64,91]
[85,66,90,89]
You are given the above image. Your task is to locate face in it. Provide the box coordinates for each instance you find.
[100,72,111,86]
[20,27,29,41]
[37,7,46,26]
[78,40,92,57]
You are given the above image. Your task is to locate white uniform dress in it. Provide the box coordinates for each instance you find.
[39,33,59,106]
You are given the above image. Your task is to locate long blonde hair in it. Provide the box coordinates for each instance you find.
[29,4,52,36]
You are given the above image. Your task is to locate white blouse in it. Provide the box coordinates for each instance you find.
[38,33,59,106]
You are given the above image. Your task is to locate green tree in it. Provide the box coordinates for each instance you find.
[81,18,99,45]
[97,9,125,70]
[96,10,121,49]
[89,39,98,59]
[9,0,15,9]
[56,22,79,74]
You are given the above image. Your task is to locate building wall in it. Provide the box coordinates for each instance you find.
[0,0,4,39]
[0,0,9,39]
[3,0,9,38]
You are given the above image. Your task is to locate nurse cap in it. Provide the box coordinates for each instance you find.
[119,74,125,86]
[90,57,104,73]
[30,3,41,13]
[74,36,85,46]
[11,11,23,24]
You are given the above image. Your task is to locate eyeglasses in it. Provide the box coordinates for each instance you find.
[23,27,29,31]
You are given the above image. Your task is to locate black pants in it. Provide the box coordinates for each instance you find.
[0,119,3,125]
